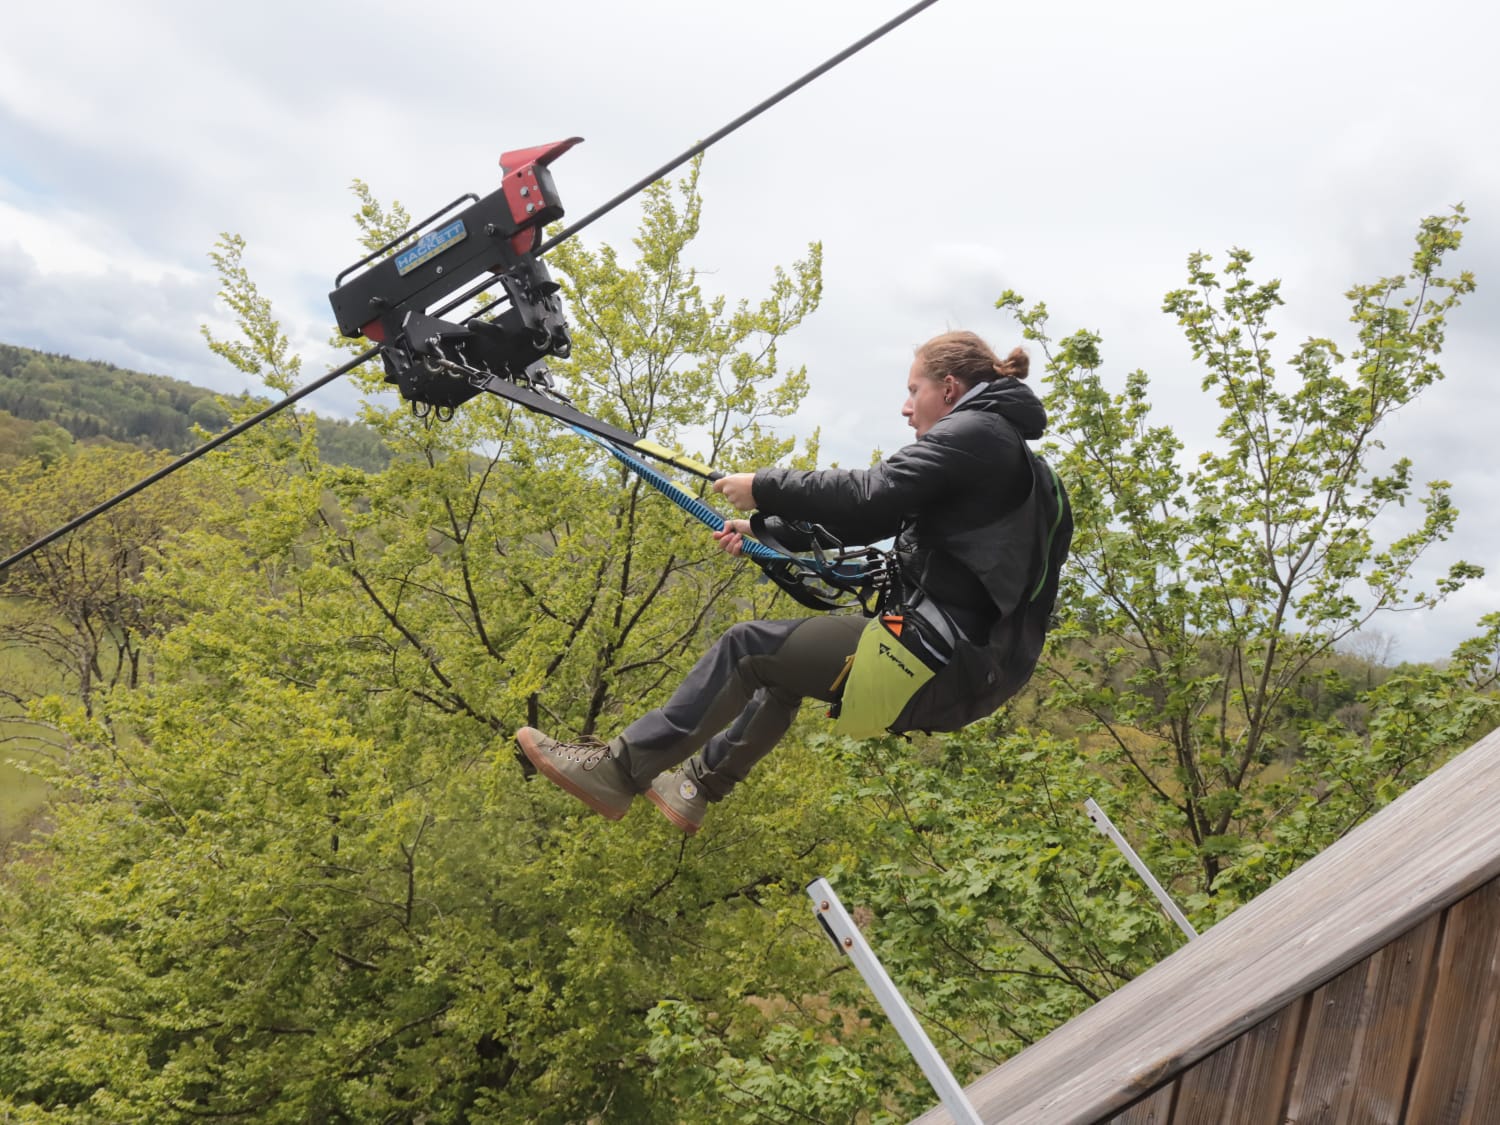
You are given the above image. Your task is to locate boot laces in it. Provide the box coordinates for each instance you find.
[561,735,612,768]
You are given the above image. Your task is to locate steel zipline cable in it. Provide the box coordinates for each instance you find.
[0,0,940,576]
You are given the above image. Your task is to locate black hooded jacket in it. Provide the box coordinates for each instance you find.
[753,378,1047,616]
[750,377,1070,731]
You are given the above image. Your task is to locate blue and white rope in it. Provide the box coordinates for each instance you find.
[568,426,879,586]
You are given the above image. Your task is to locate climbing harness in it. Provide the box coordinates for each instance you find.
[829,449,1072,738]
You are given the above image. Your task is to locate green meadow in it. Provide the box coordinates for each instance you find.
[0,606,58,844]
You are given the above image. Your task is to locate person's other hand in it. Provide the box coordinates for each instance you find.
[712,473,757,511]
[712,518,753,556]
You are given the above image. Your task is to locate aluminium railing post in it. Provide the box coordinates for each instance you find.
[807,878,983,1125]
[1085,797,1198,941]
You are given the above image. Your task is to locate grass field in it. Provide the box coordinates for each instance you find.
[0,753,51,843]
[1,602,62,845]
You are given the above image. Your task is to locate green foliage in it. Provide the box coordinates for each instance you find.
[1214,612,1500,901]
[0,168,897,1122]
[0,447,230,712]
[829,725,1182,1054]
[0,342,214,453]
[0,445,236,847]
[0,341,390,471]
[2,181,1495,1124]
[203,234,304,396]
[0,596,58,843]
[0,409,41,471]
[996,206,1490,896]
[648,1000,909,1124]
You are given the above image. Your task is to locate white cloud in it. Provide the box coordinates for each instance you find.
[0,240,220,383]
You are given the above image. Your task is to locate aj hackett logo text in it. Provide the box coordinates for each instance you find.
[395,220,468,276]
[878,641,916,678]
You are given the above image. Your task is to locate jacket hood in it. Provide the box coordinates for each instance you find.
[958,379,1047,440]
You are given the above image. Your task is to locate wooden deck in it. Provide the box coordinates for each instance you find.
[910,725,1500,1124]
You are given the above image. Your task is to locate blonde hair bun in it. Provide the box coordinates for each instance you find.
[916,331,1028,387]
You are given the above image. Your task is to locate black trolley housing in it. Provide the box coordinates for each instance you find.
[329,138,585,417]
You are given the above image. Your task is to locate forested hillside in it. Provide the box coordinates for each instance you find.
[0,180,1495,1122]
[0,342,390,471]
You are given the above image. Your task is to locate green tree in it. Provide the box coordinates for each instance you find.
[24,420,74,467]
[0,168,910,1123]
[187,394,231,433]
[991,207,1493,901]
[0,410,41,470]
[0,447,228,714]
[701,212,1500,1117]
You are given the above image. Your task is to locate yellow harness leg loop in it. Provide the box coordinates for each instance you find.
[833,616,935,738]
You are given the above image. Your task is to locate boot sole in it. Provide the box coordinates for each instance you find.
[647,789,702,835]
[517,729,630,821]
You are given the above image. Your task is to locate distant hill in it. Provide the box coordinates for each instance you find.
[0,342,391,472]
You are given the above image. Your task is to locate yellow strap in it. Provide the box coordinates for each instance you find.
[635,439,716,480]
[828,653,857,695]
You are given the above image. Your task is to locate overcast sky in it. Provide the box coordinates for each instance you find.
[2,0,1496,661]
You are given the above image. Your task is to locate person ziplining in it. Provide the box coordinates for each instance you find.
[518,330,1071,834]
[0,134,1071,841]
[0,3,1071,843]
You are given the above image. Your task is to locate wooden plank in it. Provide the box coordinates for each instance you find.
[1280,913,1437,1124]
[1281,962,1370,1123]
[1171,997,1304,1125]
[1106,1081,1175,1124]
[1334,913,1438,1123]
[907,726,1500,1124]
[1403,879,1500,1122]
[1461,972,1500,1125]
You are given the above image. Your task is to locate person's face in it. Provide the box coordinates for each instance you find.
[902,360,956,438]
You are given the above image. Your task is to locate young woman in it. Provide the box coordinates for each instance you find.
[517,330,1068,834]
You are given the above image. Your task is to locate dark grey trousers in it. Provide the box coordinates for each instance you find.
[613,614,867,801]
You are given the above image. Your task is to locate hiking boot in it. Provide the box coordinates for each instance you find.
[516,727,635,821]
[648,769,708,835]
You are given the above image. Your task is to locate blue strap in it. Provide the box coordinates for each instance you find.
[568,426,879,584]
[570,426,792,566]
